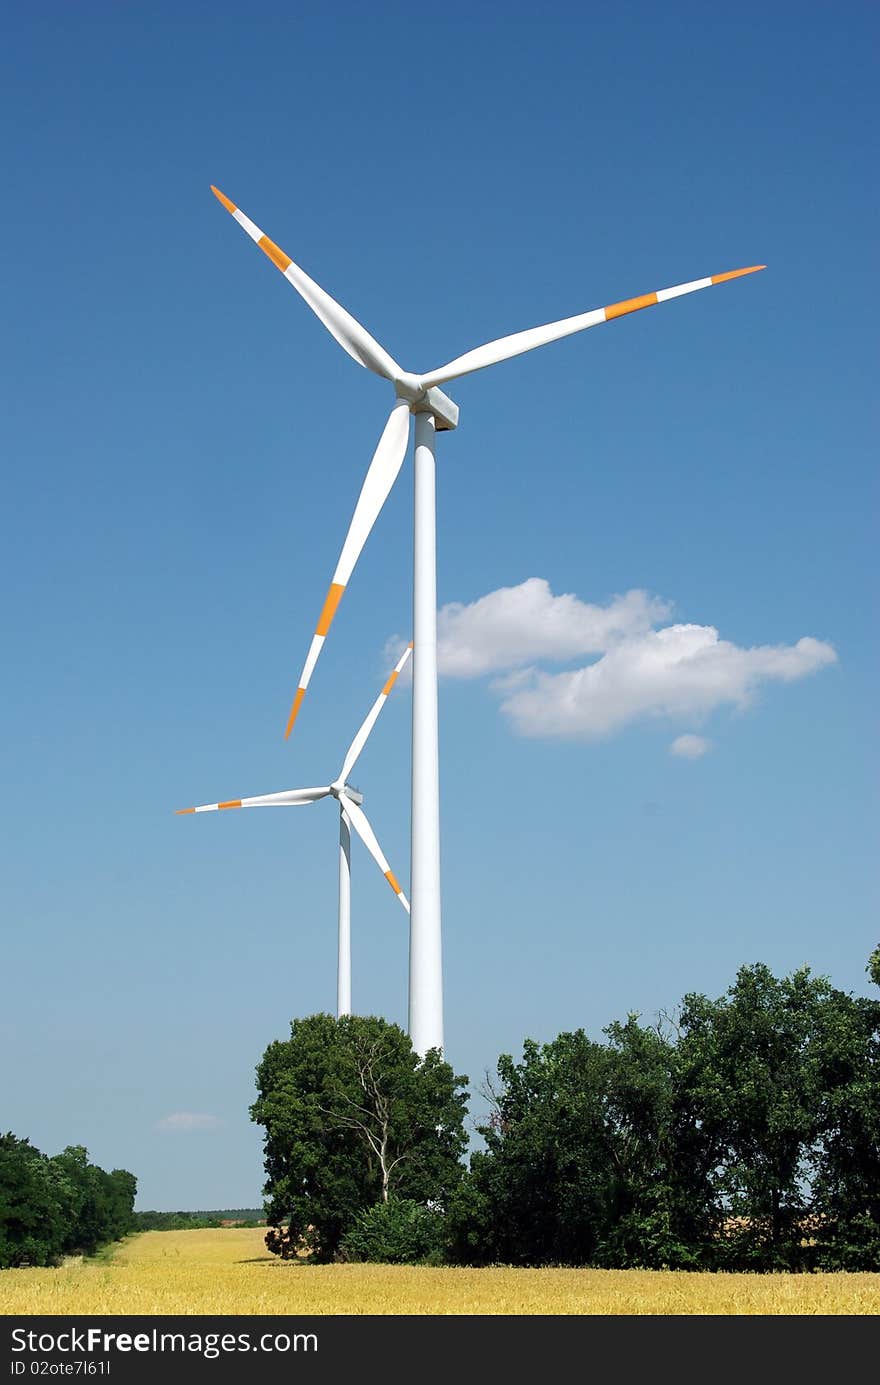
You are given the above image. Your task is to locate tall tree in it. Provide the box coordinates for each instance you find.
[601,1015,714,1268]
[0,1137,135,1268]
[448,1022,706,1269]
[451,957,880,1271]
[808,968,880,1269]
[105,1170,138,1241]
[51,1146,112,1255]
[252,1014,468,1262]
[0,1134,68,1268]
[675,965,828,1270]
[449,1031,617,1266]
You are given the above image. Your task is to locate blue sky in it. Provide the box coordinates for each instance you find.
[1,2,876,1209]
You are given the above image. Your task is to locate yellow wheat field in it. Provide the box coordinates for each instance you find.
[2,1229,878,1315]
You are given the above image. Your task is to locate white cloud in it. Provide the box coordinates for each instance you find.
[156,1112,224,1134]
[436,578,671,678]
[385,578,837,743]
[500,624,837,740]
[670,733,712,759]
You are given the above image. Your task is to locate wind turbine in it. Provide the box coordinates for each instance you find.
[209,182,765,1055]
[177,642,413,1017]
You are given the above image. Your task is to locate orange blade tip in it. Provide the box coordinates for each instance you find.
[712,265,766,285]
[175,807,195,815]
[210,185,237,215]
[284,687,306,740]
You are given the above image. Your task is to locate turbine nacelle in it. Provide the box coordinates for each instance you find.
[418,385,459,432]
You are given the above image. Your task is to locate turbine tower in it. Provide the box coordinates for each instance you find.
[178,643,413,1016]
[209,183,764,1054]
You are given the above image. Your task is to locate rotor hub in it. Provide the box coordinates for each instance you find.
[394,372,424,404]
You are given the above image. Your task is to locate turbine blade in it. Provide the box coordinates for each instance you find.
[338,642,413,783]
[210,186,402,381]
[340,792,410,914]
[176,786,331,814]
[284,402,411,739]
[419,266,766,388]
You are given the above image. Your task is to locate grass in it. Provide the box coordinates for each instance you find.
[2,1229,878,1315]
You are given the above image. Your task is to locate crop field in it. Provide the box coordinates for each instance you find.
[3,1229,878,1315]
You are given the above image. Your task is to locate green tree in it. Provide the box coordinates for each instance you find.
[0,1134,69,1268]
[252,1013,468,1262]
[105,1170,138,1240]
[809,976,880,1269]
[675,965,830,1270]
[51,1146,107,1255]
[1,1138,136,1268]
[48,1147,137,1256]
[448,1031,616,1266]
[599,1015,714,1268]
[451,959,880,1271]
[674,960,880,1271]
[449,1022,711,1269]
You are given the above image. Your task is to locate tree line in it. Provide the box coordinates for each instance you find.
[253,949,880,1271]
[134,1209,264,1230]
[0,1138,137,1269]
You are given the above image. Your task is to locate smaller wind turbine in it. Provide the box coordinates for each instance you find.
[177,643,413,1016]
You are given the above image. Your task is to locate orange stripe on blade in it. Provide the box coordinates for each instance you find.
[381,670,399,696]
[316,582,345,636]
[605,291,659,321]
[385,869,402,895]
[175,807,195,815]
[711,265,766,285]
[258,235,292,272]
[218,800,242,811]
[284,687,306,740]
[210,185,237,215]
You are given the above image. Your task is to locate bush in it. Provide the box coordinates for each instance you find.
[340,1199,445,1265]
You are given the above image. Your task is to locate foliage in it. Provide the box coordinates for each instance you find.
[50,1147,137,1255]
[252,1013,468,1262]
[133,1209,264,1231]
[0,1136,136,1269]
[448,1032,614,1266]
[450,954,880,1271]
[340,1197,445,1264]
[809,989,880,1269]
[0,1135,69,1268]
[447,1023,704,1269]
[675,964,829,1270]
